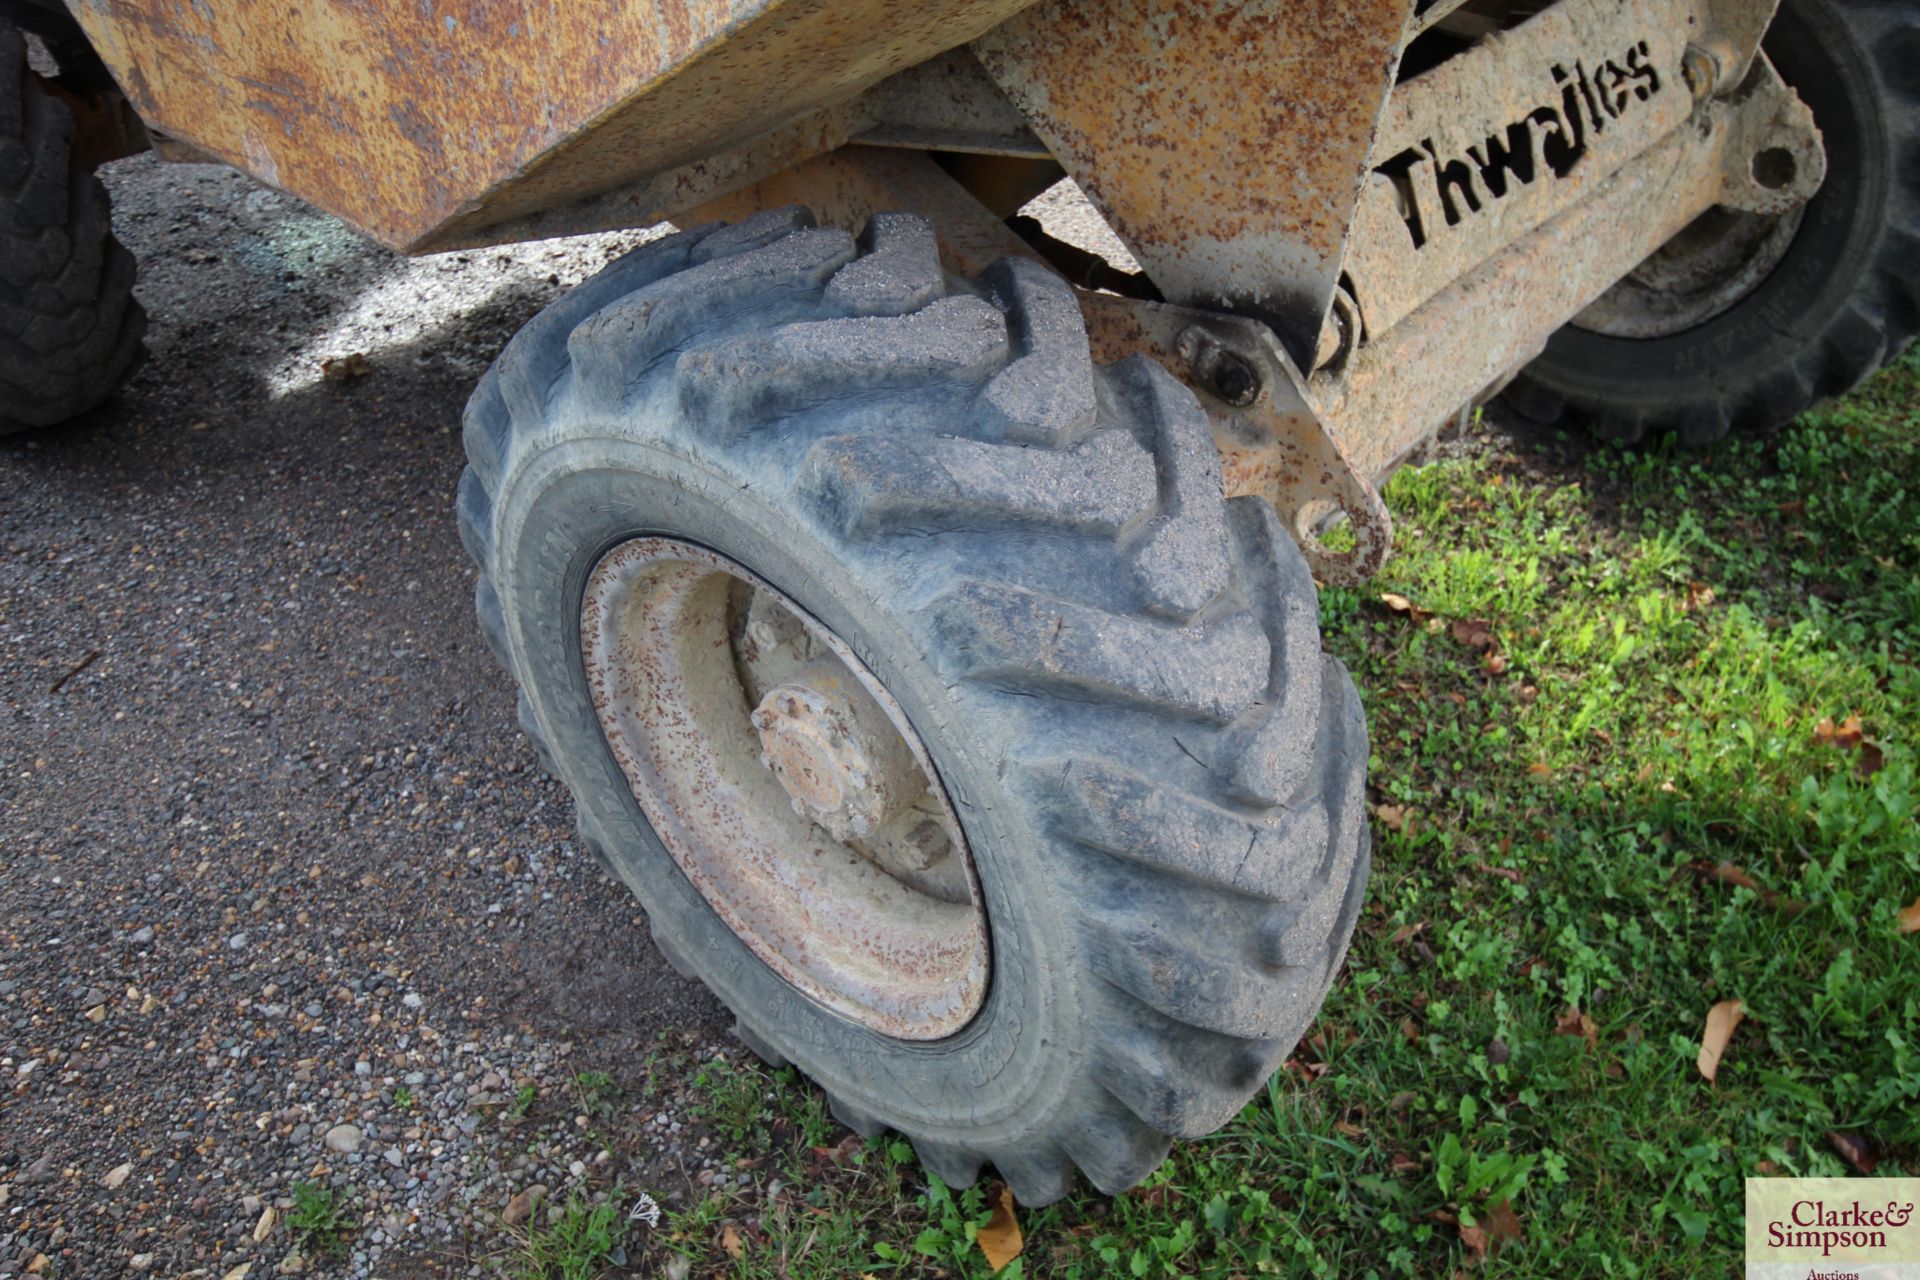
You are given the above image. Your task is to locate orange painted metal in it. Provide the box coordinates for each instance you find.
[65,0,1041,252]
[973,0,1409,366]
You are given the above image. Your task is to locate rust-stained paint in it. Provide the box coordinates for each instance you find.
[682,46,1815,584]
[66,0,1045,252]
[582,538,988,1040]
[687,145,1048,275]
[1342,0,1708,339]
[1317,57,1823,481]
[1079,294,1393,584]
[435,101,869,251]
[973,0,1409,367]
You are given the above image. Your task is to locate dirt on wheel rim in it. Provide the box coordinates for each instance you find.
[581,536,989,1041]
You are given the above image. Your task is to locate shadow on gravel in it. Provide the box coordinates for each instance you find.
[1,159,731,1265]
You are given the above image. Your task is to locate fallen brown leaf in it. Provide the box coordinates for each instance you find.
[1380,592,1434,622]
[1389,921,1428,946]
[1813,714,1865,749]
[1391,1151,1421,1174]
[1812,714,1887,778]
[1483,651,1508,675]
[977,1186,1024,1272]
[1451,618,1495,650]
[320,352,373,381]
[1827,1131,1877,1174]
[1898,897,1920,935]
[1696,999,1745,1083]
[810,1132,865,1166]
[1708,861,1761,891]
[1474,863,1523,885]
[502,1184,546,1226]
[1526,762,1553,778]
[1459,1221,1489,1265]
[1483,1199,1524,1256]
[1856,740,1885,779]
[1375,803,1412,833]
[1692,861,1808,916]
[1129,1182,1178,1209]
[1486,1037,1511,1066]
[721,1223,745,1260]
[1554,1006,1598,1050]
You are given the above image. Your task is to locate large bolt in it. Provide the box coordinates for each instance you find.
[1682,40,1733,102]
[1176,326,1263,407]
[750,663,925,842]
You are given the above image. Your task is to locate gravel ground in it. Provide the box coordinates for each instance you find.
[0,153,1222,1278]
[0,156,764,1279]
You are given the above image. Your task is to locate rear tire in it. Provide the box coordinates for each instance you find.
[1500,0,1919,444]
[1,20,145,435]
[457,209,1371,1201]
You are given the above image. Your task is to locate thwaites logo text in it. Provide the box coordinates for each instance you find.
[1374,37,1664,249]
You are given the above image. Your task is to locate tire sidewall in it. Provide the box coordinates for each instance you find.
[490,429,1083,1145]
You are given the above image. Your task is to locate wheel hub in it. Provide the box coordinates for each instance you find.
[751,665,926,842]
[580,537,987,1040]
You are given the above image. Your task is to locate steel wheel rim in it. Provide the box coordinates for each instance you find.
[1572,203,1805,340]
[581,537,988,1039]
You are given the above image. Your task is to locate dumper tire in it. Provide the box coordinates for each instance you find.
[456,209,1370,1203]
[0,21,145,435]
[1500,0,1919,445]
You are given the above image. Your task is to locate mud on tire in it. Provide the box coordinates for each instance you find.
[456,209,1370,1202]
[0,21,145,435]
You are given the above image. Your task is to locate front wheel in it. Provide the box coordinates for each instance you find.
[456,209,1371,1201]
[0,21,145,435]
[1501,0,1919,444]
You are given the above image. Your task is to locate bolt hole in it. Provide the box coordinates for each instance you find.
[1752,147,1796,191]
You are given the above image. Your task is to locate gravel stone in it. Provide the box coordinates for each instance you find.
[323,1124,365,1154]
[1,152,746,1278]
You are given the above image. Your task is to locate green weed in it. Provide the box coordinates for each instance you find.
[286,1180,353,1259]
[511,1190,627,1280]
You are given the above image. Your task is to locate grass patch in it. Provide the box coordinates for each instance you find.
[653,351,1920,1278]
[511,1190,628,1280]
[687,1059,791,1159]
[286,1180,353,1259]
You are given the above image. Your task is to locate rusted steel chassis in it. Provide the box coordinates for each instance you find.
[707,0,1823,581]
[68,0,1821,581]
